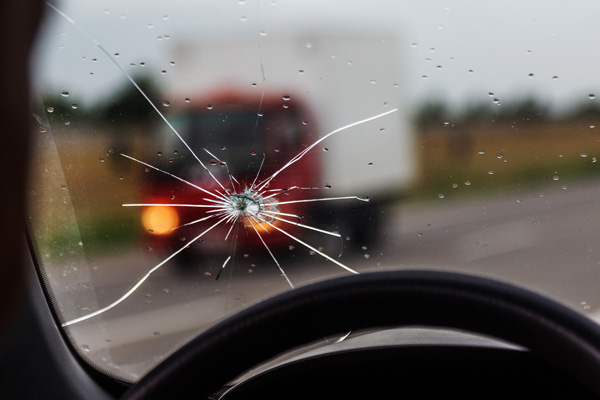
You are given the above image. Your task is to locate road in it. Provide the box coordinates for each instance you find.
[67,178,600,379]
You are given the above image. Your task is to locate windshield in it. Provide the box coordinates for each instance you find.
[28,0,600,382]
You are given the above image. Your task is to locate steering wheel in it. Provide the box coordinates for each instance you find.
[122,270,600,399]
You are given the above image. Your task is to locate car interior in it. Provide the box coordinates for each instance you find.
[3,1,600,399]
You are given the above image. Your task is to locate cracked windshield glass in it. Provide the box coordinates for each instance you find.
[29,0,600,382]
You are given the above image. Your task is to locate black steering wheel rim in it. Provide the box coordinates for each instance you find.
[123,270,600,399]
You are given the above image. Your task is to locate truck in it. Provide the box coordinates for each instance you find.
[139,31,416,261]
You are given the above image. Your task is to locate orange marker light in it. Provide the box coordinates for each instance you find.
[141,206,179,235]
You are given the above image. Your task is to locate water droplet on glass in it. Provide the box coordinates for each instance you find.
[81,345,90,353]
[496,154,503,159]
[488,170,494,175]
[60,91,69,97]
[581,153,588,158]
[161,70,167,74]
[170,61,176,66]
[364,254,370,259]
[464,181,471,186]
[590,94,596,100]
[119,176,124,181]
[147,23,154,29]
[206,104,213,110]
[323,147,328,152]
[46,106,54,113]
[298,69,304,74]
[552,175,560,181]
[64,121,70,126]
[370,79,376,85]
[452,183,458,189]
[71,104,78,110]
[591,125,596,129]
[488,92,494,97]
[438,193,445,199]
[99,158,105,163]
[260,30,267,36]
[493,98,501,105]
[163,101,170,107]
[282,95,291,101]
[552,76,559,80]
[157,151,163,156]
[204,272,212,277]
[528,73,534,78]
[184,97,191,103]
[306,42,312,48]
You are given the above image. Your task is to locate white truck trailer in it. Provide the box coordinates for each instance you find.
[158,30,417,245]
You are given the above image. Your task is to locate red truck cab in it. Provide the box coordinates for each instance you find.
[138,90,324,265]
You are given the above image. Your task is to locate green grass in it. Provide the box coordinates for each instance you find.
[407,120,600,203]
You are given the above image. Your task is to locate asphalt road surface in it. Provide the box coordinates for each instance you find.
[65,178,600,379]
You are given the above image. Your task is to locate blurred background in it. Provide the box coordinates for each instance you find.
[28,0,600,382]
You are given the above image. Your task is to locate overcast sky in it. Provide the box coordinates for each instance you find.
[34,0,600,115]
